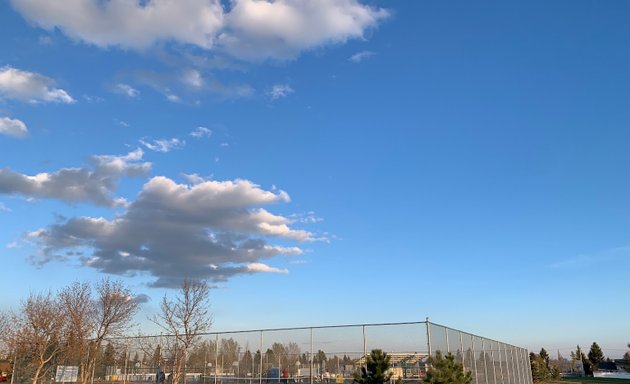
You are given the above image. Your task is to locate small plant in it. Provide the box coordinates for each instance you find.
[423,351,472,384]
[353,349,393,384]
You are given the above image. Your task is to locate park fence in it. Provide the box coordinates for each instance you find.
[7,321,531,384]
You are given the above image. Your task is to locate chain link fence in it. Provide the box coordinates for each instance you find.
[6,321,531,384]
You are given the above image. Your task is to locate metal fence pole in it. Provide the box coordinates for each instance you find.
[310,327,314,384]
[445,327,450,354]
[481,338,490,384]
[497,343,505,384]
[490,342,497,384]
[460,332,465,368]
[472,336,479,384]
[215,334,219,384]
[259,332,263,384]
[525,349,533,384]
[425,318,432,356]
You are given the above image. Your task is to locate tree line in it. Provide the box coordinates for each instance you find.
[0,279,213,384]
[529,342,630,382]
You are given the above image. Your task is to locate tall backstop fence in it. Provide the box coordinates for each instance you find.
[6,321,531,384]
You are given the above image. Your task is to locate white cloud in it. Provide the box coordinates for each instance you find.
[10,0,389,61]
[190,126,212,139]
[26,176,319,287]
[246,263,288,274]
[0,117,28,138]
[0,66,75,103]
[113,83,140,98]
[139,137,185,152]
[269,84,294,100]
[349,50,375,63]
[10,0,224,50]
[220,0,389,60]
[0,202,11,212]
[182,69,204,88]
[182,173,209,185]
[0,149,150,207]
[165,93,181,103]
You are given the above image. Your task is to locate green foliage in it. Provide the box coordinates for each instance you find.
[530,353,550,383]
[539,348,550,368]
[423,351,472,384]
[575,345,593,376]
[353,349,392,384]
[588,342,604,369]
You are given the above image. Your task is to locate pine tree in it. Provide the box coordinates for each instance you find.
[423,351,472,384]
[575,346,592,376]
[353,349,393,384]
[539,349,550,369]
[588,342,604,370]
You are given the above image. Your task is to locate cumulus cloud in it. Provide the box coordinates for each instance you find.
[269,84,294,100]
[140,137,185,152]
[10,0,224,50]
[219,0,389,60]
[190,126,212,138]
[0,66,75,103]
[26,176,318,287]
[10,0,388,61]
[0,149,150,207]
[0,117,28,138]
[349,50,375,63]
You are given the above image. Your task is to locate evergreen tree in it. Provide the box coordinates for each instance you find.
[530,353,550,383]
[575,346,592,376]
[152,345,162,368]
[423,351,472,384]
[539,349,549,369]
[354,349,393,384]
[588,342,604,370]
[623,343,630,373]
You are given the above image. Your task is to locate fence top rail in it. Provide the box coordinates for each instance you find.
[103,321,428,341]
[427,321,528,351]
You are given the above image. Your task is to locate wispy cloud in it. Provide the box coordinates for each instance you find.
[0,202,11,212]
[113,83,139,98]
[349,50,375,63]
[269,84,294,100]
[139,137,185,153]
[190,126,212,139]
[549,246,630,269]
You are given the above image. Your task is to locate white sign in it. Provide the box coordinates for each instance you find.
[55,366,79,383]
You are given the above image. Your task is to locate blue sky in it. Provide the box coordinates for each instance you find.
[1,0,629,358]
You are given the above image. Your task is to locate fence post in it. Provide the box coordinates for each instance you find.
[260,332,263,384]
[472,336,479,384]
[460,332,465,368]
[310,328,314,384]
[445,327,449,354]
[425,318,431,356]
[215,334,219,384]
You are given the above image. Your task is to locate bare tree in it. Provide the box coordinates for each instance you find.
[59,282,94,384]
[9,291,67,384]
[59,279,139,384]
[86,279,140,384]
[151,280,213,384]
